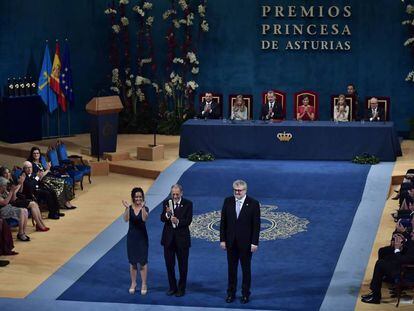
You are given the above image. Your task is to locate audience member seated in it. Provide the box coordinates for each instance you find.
[0,166,49,231]
[28,147,76,210]
[296,95,315,121]
[21,161,63,220]
[0,217,17,256]
[346,83,360,120]
[261,90,284,120]
[0,177,30,241]
[198,92,221,119]
[333,94,350,122]
[361,231,414,304]
[230,95,248,121]
[366,97,384,122]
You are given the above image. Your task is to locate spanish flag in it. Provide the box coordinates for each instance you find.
[50,42,67,112]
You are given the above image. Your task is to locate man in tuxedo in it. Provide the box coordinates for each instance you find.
[346,83,360,120]
[220,179,261,304]
[261,90,284,120]
[198,92,221,119]
[161,184,193,297]
[21,161,62,219]
[366,97,384,122]
[361,231,414,304]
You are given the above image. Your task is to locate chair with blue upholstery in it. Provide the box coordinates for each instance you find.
[47,147,84,191]
[40,154,74,190]
[56,141,91,184]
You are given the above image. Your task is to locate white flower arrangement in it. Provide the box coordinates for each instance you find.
[191,67,199,74]
[201,20,209,32]
[186,81,199,90]
[146,16,154,26]
[133,5,145,17]
[173,19,181,28]
[135,76,151,86]
[404,37,414,46]
[136,88,146,102]
[173,57,184,64]
[163,9,176,20]
[407,4,414,14]
[104,8,117,15]
[125,80,132,87]
[112,25,121,33]
[110,86,120,94]
[178,0,188,11]
[406,70,414,82]
[143,2,153,10]
[187,13,195,25]
[164,83,173,96]
[121,17,129,26]
[119,0,129,4]
[186,51,199,64]
[126,89,133,98]
[198,5,206,17]
[139,58,152,66]
[152,83,161,93]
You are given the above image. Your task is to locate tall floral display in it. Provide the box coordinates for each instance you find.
[158,0,208,134]
[402,1,414,82]
[105,0,208,134]
[105,0,160,133]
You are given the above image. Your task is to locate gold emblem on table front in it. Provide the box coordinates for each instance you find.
[277,131,293,142]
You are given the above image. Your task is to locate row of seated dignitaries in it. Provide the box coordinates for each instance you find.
[198,89,387,122]
[360,169,414,305]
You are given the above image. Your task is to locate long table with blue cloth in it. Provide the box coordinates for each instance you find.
[179,119,402,161]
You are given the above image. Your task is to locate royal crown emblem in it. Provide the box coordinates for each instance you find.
[277,131,293,142]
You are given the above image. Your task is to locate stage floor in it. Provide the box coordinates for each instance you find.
[0,135,413,310]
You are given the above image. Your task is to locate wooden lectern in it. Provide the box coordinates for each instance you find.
[85,96,123,157]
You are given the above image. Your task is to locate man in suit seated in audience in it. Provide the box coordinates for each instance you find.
[366,97,384,122]
[361,231,414,304]
[198,92,221,119]
[21,161,63,220]
[261,90,284,120]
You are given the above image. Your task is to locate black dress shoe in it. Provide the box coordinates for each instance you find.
[166,289,177,296]
[240,296,249,304]
[0,260,10,267]
[65,205,77,209]
[361,294,380,304]
[59,212,65,217]
[48,214,60,220]
[225,295,235,303]
[361,291,374,299]
[175,290,185,297]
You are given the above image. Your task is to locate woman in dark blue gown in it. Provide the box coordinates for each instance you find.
[123,187,149,295]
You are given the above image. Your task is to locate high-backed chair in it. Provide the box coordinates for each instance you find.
[365,96,390,121]
[262,90,287,119]
[56,141,91,184]
[330,95,354,121]
[228,94,253,120]
[294,91,319,121]
[198,93,223,118]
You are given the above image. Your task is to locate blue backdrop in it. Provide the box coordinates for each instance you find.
[0,0,413,135]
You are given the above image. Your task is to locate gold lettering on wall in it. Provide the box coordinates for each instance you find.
[260,4,352,51]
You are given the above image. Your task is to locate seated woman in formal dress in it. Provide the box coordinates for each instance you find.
[27,147,76,210]
[0,177,31,241]
[0,166,49,231]
[123,187,149,295]
[334,94,349,122]
[230,95,248,121]
[296,95,315,121]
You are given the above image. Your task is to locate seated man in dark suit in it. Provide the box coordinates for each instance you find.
[21,161,63,220]
[361,231,414,304]
[261,90,284,120]
[198,92,221,119]
[366,97,384,122]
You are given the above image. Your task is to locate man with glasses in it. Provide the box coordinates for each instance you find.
[220,179,261,304]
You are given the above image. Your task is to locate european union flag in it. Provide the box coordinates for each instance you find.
[60,41,74,104]
[38,44,58,113]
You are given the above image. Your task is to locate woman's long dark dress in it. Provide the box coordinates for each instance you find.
[127,205,149,267]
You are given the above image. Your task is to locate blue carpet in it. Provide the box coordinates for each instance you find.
[58,160,370,310]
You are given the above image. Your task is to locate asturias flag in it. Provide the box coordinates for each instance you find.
[50,42,67,112]
[38,44,58,113]
[60,41,74,104]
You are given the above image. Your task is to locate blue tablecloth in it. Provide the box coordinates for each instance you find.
[179,120,402,161]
